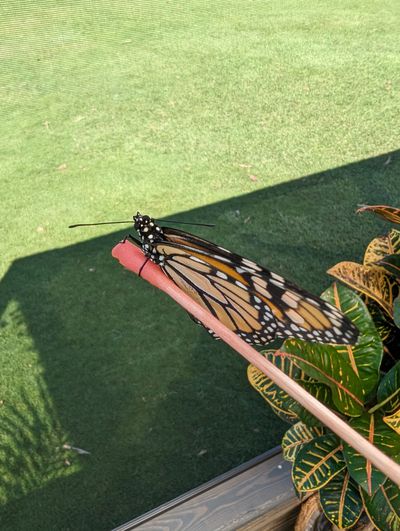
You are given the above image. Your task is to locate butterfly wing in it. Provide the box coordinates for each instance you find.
[155,232,358,346]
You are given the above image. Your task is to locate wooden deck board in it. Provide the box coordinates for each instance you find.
[114,447,299,531]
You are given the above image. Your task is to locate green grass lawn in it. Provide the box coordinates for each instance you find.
[1,1,400,529]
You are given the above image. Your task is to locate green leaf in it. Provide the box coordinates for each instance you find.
[342,412,400,496]
[281,422,324,462]
[376,360,400,414]
[367,299,396,342]
[385,479,400,518]
[247,351,320,425]
[394,295,400,328]
[322,283,383,399]
[319,470,363,529]
[362,480,400,530]
[296,381,335,409]
[292,434,346,492]
[377,254,400,280]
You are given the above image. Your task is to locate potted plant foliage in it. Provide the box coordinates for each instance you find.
[248,205,400,530]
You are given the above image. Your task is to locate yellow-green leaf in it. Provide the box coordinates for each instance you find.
[292,434,345,492]
[282,422,324,462]
[327,261,397,317]
[365,230,400,268]
[357,205,400,225]
[389,229,400,252]
[384,409,400,435]
[319,470,363,529]
[364,235,392,268]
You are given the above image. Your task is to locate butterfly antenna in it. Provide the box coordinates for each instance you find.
[157,219,215,228]
[69,221,132,228]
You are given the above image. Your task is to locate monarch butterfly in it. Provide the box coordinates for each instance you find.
[123,212,359,346]
[70,212,359,345]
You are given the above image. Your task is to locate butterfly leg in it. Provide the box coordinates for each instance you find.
[121,233,141,245]
[186,312,221,340]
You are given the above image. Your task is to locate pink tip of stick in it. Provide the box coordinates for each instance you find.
[112,240,165,289]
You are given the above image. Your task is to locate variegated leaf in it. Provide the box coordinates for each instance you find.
[319,470,363,529]
[390,229,400,252]
[281,284,382,416]
[248,363,298,424]
[322,284,383,399]
[364,229,400,268]
[384,408,400,435]
[362,479,400,530]
[357,205,400,225]
[376,361,400,414]
[247,352,320,426]
[342,412,400,496]
[282,422,324,462]
[292,434,346,492]
[277,344,364,416]
[327,261,398,317]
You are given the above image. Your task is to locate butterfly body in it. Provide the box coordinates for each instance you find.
[131,212,359,346]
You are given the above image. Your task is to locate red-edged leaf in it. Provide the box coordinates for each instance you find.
[357,205,400,225]
[276,345,364,416]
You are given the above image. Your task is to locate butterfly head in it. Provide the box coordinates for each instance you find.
[133,212,163,239]
[133,212,165,263]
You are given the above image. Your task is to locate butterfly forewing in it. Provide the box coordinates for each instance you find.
[153,232,358,346]
[157,242,278,344]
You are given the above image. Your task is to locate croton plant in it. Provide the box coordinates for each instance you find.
[248,205,400,530]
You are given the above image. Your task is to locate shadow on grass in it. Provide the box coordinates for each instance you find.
[0,382,67,506]
[0,150,399,530]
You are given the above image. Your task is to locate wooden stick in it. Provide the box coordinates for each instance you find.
[112,240,400,487]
